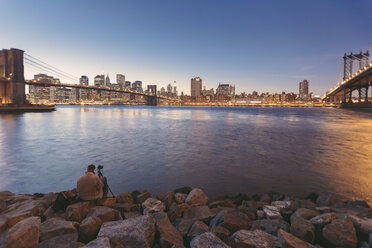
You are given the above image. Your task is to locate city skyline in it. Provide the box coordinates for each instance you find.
[1,0,372,95]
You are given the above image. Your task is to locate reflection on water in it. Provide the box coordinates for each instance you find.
[0,106,371,203]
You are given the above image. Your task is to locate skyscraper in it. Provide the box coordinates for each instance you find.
[105,74,111,88]
[299,80,309,100]
[116,74,125,89]
[191,77,202,98]
[94,74,104,87]
[79,75,89,85]
[173,81,177,97]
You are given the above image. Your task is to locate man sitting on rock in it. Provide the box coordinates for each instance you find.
[77,164,108,201]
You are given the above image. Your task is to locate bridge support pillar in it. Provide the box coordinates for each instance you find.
[146,85,157,106]
[365,86,369,103]
[348,88,352,103]
[0,48,26,105]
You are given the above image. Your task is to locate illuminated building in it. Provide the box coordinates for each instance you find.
[191,77,202,99]
[94,74,105,87]
[299,80,309,100]
[117,74,125,89]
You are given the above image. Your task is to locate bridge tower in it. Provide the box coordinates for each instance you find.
[0,48,26,105]
[343,51,369,80]
[147,85,157,105]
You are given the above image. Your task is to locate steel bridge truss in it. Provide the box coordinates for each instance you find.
[343,51,369,80]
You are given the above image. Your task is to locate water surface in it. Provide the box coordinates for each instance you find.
[0,106,371,202]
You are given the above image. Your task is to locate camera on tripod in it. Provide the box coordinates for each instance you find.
[97,165,104,178]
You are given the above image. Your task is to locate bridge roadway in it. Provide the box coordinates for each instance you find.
[323,62,372,103]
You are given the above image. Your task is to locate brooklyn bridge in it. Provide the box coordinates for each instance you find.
[0,48,178,108]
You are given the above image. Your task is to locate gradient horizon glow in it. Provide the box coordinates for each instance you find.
[1,0,371,95]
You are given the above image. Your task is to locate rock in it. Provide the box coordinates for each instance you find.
[98,214,156,248]
[210,225,230,242]
[271,201,292,209]
[173,218,194,236]
[309,213,337,228]
[174,193,187,204]
[347,215,372,236]
[290,208,319,223]
[249,219,290,236]
[5,216,41,248]
[190,232,230,248]
[124,211,141,219]
[142,198,166,215]
[0,217,7,233]
[43,206,66,220]
[263,205,282,219]
[87,206,122,222]
[305,192,319,203]
[136,191,152,204]
[257,210,265,219]
[79,216,102,243]
[174,187,192,195]
[0,198,46,227]
[168,203,190,222]
[36,233,80,248]
[83,237,111,248]
[229,229,279,248]
[111,203,131,216]
[96,197,116,207]
[278,229,315,248]
[184,206,214,222]
[187,220,209,241]
[66,201,94,222]
[322,218,358,248]
[185,188,208,206]
[369,233,372,247]
[153,212,184,247]
[290,217,315,244]
[157,190,174,210]
[209,208,250,233]
[316,194,339,207]
[39,217,79,242]
[241,200,266,212]
[209,200,236,209]
[0,191,15,200]
[116,191,133,204]
[231,193,251,205]
[39,193,58,208]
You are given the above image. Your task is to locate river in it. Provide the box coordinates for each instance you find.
[0,106,371,203]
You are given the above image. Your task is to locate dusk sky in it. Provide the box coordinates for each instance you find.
[1,0,371,95]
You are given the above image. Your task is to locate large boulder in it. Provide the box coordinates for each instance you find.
[173,218,194,236]
[116,191,134,204]
[96,198,116,207]
[153,212,184,247]
[309,213,337,229]
[290,217,315,244]
[190,232,230,248]
[262,205,282,219]
[174,193,187,204]
[87,206,122,222]
[290,208,319,223]
[66,201,94,222]
[98,215,156,248]
[142,198,166,215]
[185,189,208,206]
[5,216,41,248]
[249,219,290,236]
[79,216,102,243]
[278,229,316,248]
[83,237,111,248]
[347,215,372,237]
[39,217,79,242]
[210,225,230,242]
[174,187,192,195]
[209,209,250,233]
[322,218,358,248]
[0,198,46,227]
[36,233,81,248]
[183,206,214,222]
[187,220,209,241]
[157,191,174,210]
[229,229,279,248]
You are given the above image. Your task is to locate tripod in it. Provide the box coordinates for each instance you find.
[97,166,116,197]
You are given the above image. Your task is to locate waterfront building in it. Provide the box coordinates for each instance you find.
[173,81,177,97]
[105,74,111,88]
[132,81,143,92]
[160,87,166,96]
[94,74,105,87]
[125,81,131,89]
[299,80,309,100]
[216,83,235,97]
[117,74,125,89]
[191,77,202,99]
[79,75,89,85]
[79,76,89,101]
[167,83,173,96]
[28,73,60,104]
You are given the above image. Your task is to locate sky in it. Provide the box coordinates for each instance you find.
[1,0,371,95]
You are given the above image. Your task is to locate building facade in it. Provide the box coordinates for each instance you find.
[191,77,202,99]
[299,80,309,100]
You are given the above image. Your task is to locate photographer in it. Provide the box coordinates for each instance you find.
[77,164,108,201]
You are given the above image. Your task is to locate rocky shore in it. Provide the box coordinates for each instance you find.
[0,187,371,248]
